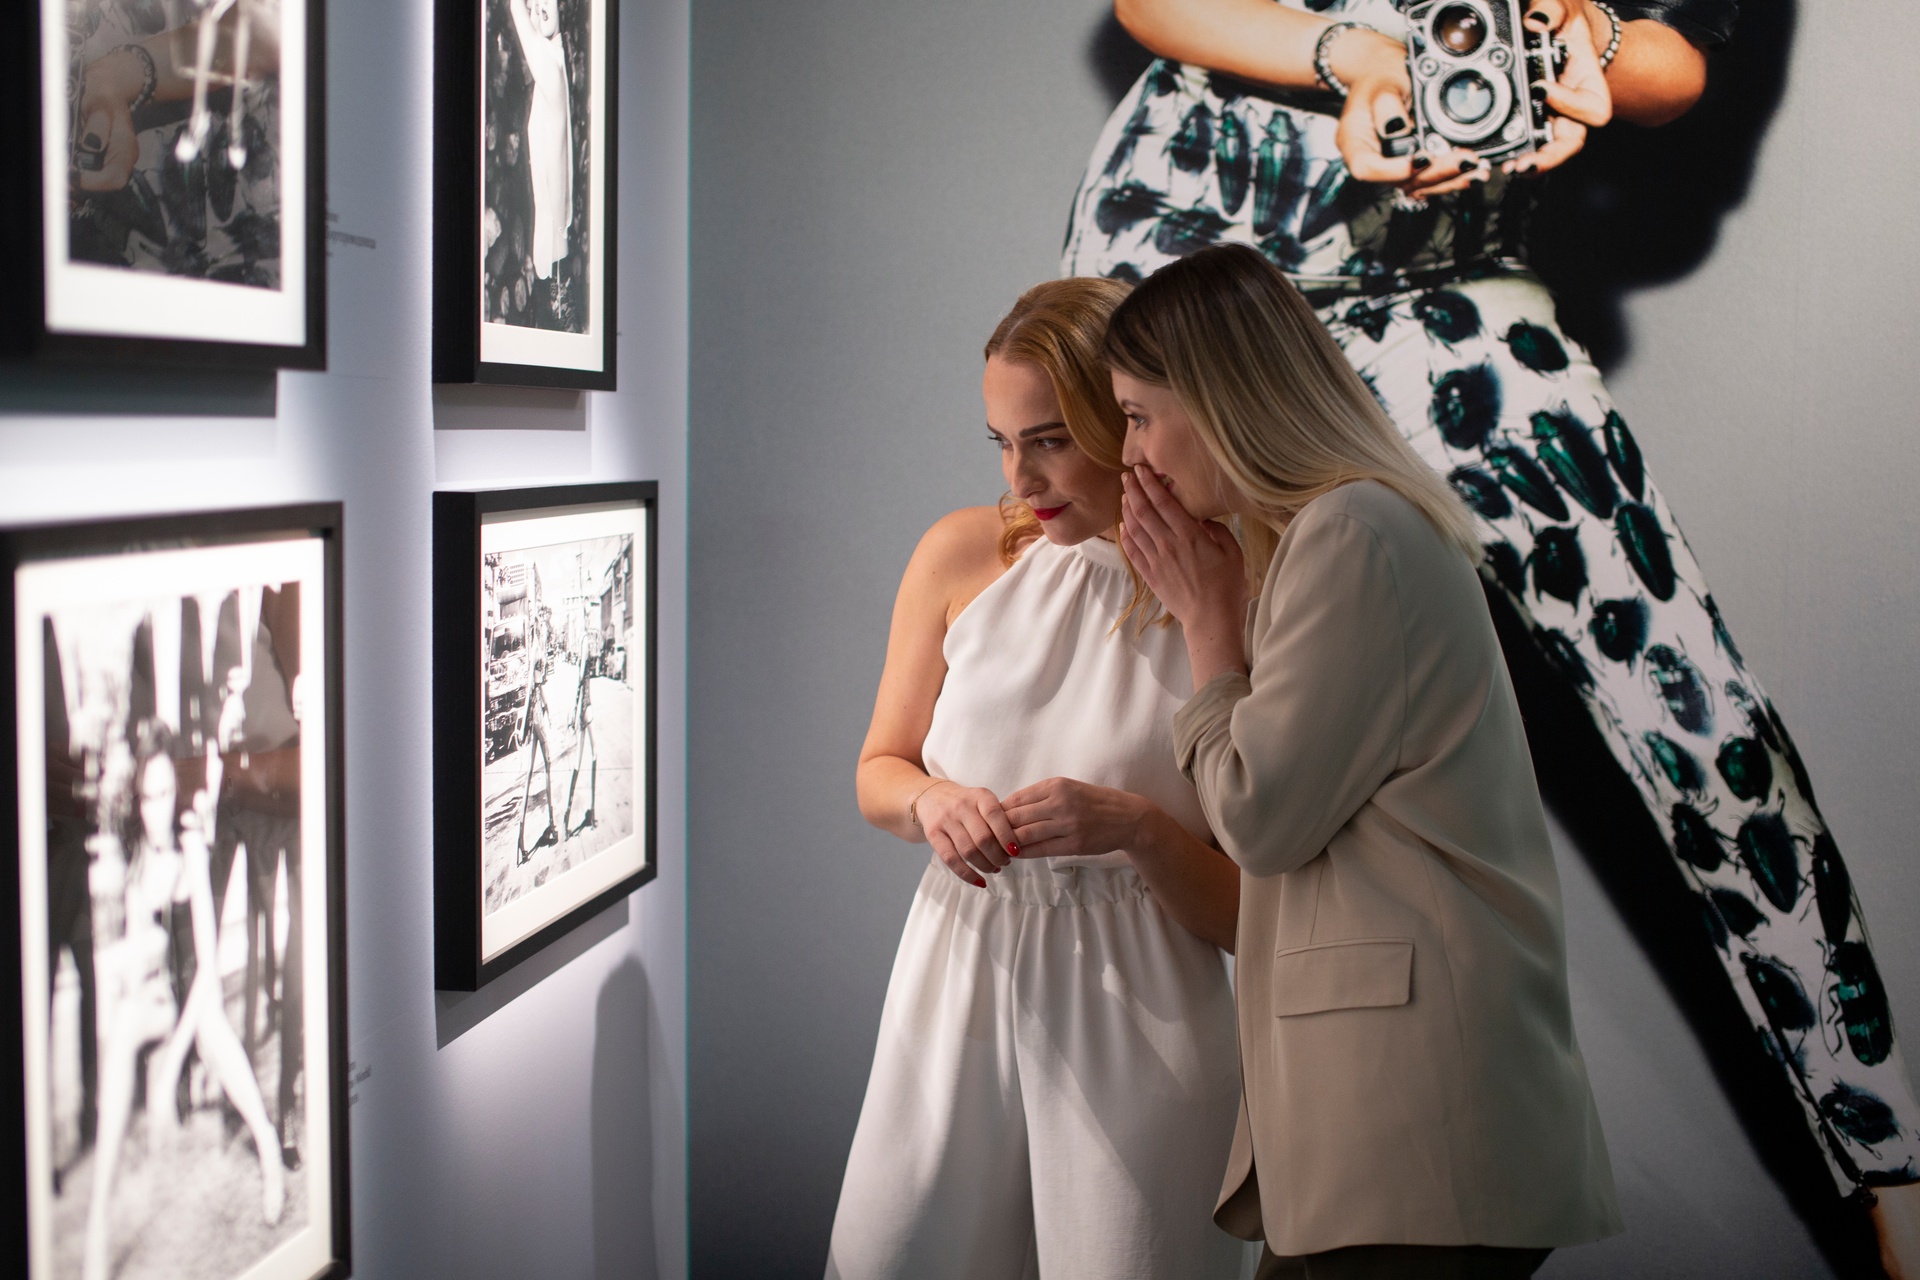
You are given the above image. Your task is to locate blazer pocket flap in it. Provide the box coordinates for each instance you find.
[1271,937,1413,1017]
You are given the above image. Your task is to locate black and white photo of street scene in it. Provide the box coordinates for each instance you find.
[481,532,635,920]
[38,581,309,1280]
[64,0,288,288]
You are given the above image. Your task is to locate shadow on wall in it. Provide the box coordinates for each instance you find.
[594,956,661,1280]
[1504,0,1796,372]
[1081,2,1799,378]
[1488,587,1882,1280]
[1087,12,1156,107]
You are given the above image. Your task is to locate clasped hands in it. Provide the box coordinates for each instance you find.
[917,776,1150,888]
[1332,0,1614,198]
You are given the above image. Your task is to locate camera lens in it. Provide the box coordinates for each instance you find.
[1432,4,1487,55]
[1440,71,1497,124]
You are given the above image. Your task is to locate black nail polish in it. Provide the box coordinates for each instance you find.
[1410,154,1431,171]
[1525,10,1551,26]
[1381,115,1410,137]
[1458,156,1478,170]
[82,132,103,151]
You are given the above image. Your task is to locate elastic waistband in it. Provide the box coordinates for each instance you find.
[920,856,1151,909]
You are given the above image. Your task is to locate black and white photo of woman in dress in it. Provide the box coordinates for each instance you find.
[482,0,591,333]
[38,585,308,1280]
[64,0,285,288]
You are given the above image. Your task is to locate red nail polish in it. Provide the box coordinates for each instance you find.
[1008,844,1020,857]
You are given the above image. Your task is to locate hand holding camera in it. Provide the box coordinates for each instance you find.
[1325,0,1611,198]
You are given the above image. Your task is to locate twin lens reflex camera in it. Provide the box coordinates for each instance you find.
[1386,0,1564,164]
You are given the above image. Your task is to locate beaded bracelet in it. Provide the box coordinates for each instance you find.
[1314,22,1374,98]
[1591,0,1623,70]
[114,43,158,112]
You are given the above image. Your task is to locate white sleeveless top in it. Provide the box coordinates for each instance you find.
[920,533,1211,868]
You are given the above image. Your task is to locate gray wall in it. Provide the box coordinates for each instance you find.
[689,1,1920,1276]
[1,0,691,1275]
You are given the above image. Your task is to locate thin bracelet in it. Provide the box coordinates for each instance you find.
[1591,0,1622,69]
[1314,22,1373,98]
[907,779,948,829]
[114,43,158,112]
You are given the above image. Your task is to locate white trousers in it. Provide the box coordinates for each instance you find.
[825,858,1245,1280]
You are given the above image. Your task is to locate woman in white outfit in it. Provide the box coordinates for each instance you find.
[825,278,1245,1280]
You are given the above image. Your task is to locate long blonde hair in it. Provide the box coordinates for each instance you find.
[984,278,1163,627]
[1101,245,1481,567]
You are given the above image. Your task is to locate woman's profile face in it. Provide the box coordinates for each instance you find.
[1113,370,1233,522]
[984,355,1122,546]
[139,753,177,850]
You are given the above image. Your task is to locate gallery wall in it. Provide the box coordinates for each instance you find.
[688,0,1920,1276]
[1,1,691,1277]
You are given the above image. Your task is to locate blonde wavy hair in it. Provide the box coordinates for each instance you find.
[1101,245,1481,570]
[985,277,1164,627]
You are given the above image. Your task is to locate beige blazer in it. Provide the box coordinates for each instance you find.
[1173,481,1620,1256]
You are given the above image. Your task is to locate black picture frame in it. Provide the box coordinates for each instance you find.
[2,503,348,1280]
[0,1,328,370]
[432,0,619,389]
[434,483,656,991]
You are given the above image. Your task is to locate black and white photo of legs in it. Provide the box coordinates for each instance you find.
[42,585,308,1280]
[480,534,635,916]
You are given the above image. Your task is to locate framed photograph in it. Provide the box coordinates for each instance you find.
[434,484,655,990]
[432,0,618,389]
[1,505,347,1280]
[0,2,326,368]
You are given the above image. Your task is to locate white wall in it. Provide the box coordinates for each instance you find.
[1,0,691,1275]
[689,0,1919,1275]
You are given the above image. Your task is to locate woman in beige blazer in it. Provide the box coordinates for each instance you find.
[1108,244,1621,1280]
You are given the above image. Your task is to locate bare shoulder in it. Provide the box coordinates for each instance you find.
[915,506,1004,566]
[902,506,1008,623]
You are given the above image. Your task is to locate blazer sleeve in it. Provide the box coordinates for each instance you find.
[1172,508,1407,879]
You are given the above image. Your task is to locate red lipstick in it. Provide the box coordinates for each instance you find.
[1032,504,1068,521]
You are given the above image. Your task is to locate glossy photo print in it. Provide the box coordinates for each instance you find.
[432,0,616,387]
[1053,0,1920,1248]
[434,485,655,990]
[6,508,347,1280]
[21,0,324,366]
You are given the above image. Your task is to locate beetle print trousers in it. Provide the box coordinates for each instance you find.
[823,858,1244,1280]
[1319,274,1920,1190]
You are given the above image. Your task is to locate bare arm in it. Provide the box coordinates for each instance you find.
[1522,0,1704,124]
[1603,18,1706,125]
[1127,810,1240,952]
[855,509,1020,886]
[506,0,539,59]
[1115,0,1329,89]
[74,4,282,192]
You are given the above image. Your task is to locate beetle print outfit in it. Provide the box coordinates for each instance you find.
[825,534,1244,1280]
[1061,0,1920,1195]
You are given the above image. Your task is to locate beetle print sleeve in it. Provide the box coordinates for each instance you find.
[1173,506,1407,880]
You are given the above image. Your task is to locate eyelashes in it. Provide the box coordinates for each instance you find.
[988,435,1072,452]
